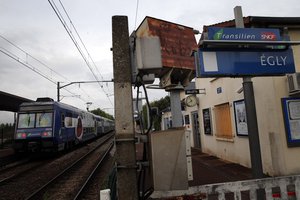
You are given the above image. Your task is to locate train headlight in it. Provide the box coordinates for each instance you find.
[42,131,52,137]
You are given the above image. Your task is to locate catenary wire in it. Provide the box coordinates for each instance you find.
[0,47,86,103]
[0,35,104,109]
[48,0,113,106]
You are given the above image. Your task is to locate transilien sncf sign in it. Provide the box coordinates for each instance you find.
[198,27,295,77]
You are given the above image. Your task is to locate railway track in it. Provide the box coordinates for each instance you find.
[0,133,115,200]
[0,159,48,185]
[25,134,114,200]
[0,152,58,185]
[0,152,29,169]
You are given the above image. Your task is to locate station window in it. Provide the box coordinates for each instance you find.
[185,115,190,125]
[214,103,233,139]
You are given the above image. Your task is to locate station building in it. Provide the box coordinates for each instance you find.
[196,16,300,176]
[162,16,300,177]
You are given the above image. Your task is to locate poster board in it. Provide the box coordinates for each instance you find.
[282,97,300,147]
[202,108,213,135]
[233,100,248,136]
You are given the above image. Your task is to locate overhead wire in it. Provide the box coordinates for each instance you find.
[0,47,86,103]
[0,35,103,109]
[58,0,105,82]
[48,0,113,106]
[0,34,69,82]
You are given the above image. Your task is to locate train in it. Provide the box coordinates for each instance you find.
[13,97,114,152]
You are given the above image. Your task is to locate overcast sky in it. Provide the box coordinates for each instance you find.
[0,0,299,123]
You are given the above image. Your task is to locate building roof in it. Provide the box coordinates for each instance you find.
[0,91,33,112]
[203,16,300,31]
[200,16,300,45]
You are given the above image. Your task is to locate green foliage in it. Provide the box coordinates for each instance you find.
[90,108,114,120]
[142,95,170,131]
[0,123,14,131]
[0,123,15,144]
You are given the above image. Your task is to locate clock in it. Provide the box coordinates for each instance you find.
[185,95,197,107]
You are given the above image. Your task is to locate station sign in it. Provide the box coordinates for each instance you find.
[198,48,295,77]
[185,89,200,95]
[198,27,295,77]
[207,27,281,41]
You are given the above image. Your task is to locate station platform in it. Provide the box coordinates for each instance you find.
[135,143,253,188]
[189,148,252,186]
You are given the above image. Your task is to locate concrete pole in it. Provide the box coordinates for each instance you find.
[112,16,138,200]
[234,6,264,179]
[170,89,183,127]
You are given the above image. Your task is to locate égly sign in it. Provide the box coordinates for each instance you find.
[198,27,295,77]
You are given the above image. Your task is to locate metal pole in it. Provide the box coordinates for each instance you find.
[57,82,60,102]
[242,77,264,178]
[234,6,264,179]
[112,16,138,200]
[57,80,113,103]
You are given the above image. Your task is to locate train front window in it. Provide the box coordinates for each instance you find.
[36,112,53,128]
[18,113,35,128]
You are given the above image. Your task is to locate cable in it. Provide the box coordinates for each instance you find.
[0,47,85,102]
[0,35,104,109]
[0,34,70,82]
[134,74,154,199]
[48,0,113,106]
[58,0,105,82]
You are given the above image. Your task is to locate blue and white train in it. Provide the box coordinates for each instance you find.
[14,98,114,152]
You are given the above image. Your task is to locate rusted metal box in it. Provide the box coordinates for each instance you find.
[135,17,198,87]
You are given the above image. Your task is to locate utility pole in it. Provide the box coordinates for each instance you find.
[57,82,60,102]
[234,6,264,179]
[112,16,138,199]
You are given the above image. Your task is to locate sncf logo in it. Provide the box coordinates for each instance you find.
[261,32,277,40]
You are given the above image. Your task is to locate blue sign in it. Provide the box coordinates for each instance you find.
[198,48,295,77]
[208,27,281,41]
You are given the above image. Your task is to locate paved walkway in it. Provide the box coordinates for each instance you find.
[189,148,253,187]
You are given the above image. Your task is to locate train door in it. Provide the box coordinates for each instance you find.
[191,111,201,149]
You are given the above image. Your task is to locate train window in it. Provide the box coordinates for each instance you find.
[36,113,53,128]
[18,113,35,128]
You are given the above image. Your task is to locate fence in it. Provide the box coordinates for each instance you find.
[151,174,300,199]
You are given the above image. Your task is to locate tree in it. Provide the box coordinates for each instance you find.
[142,95,170,131]
[90,108,114,120]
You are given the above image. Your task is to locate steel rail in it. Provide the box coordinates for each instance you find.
[0,161,46,185]
[73,141,114,200]
[24,133,114,200]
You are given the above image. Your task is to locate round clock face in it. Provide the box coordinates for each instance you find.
[186,95,197,107]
